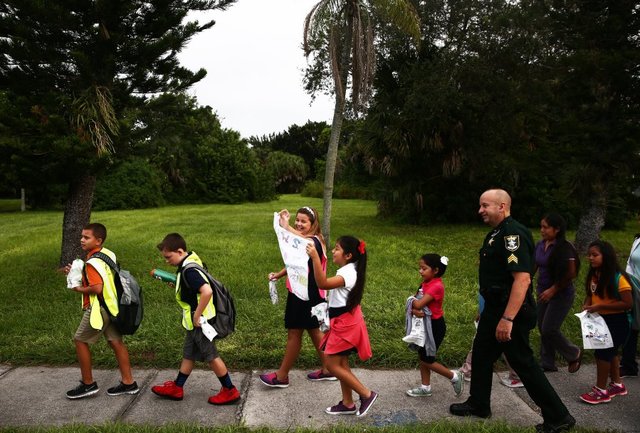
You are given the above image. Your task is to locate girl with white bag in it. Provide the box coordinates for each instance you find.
[579,240,633,405]
[404,254,464,398]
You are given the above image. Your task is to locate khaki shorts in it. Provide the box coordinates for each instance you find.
[74,306,122,344]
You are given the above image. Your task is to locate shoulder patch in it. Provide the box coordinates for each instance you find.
[504,235,520,252]
[507,254,519,264]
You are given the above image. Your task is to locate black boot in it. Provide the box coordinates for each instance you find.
[449,399,491,418]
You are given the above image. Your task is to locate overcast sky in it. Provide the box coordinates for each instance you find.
[178,0,334,139]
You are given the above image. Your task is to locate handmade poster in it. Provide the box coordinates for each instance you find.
[273,212,310,300]
[575,311,613,349]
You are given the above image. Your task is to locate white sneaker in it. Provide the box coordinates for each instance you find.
[451,371,465,396]
[500,375,524,388]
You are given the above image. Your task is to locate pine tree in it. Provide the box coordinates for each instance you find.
[0,0,236,265]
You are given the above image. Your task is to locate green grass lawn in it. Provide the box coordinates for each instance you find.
[0,194,637,371]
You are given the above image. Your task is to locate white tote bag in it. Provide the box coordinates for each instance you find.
[575,311,613,349]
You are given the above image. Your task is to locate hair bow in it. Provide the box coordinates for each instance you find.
[358,240,366,254]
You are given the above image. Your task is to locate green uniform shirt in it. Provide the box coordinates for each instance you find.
[479,216,534,305]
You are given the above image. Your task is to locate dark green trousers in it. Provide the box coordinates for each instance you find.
[469,302,570,423]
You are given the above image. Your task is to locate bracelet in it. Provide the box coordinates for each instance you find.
[501,316,514,322]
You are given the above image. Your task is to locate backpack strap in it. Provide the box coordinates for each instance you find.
[613,273,622,300]
[91,251,120,273]
[90,251,123,315]
[180,262,210,290]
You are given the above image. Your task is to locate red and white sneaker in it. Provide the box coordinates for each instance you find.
[607,382,628,398]
[580,386,611,404]
[208,386,241,405]
[151,380,184,401]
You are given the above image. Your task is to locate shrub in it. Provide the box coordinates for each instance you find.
[94,158,166,210]
[301,180,375,200]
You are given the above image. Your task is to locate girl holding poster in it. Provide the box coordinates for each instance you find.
[260,207,335,387]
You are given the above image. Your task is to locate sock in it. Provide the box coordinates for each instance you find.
[451,370,459,382]
[175,371,189,388]
[218,372,234,389]
[595,386,607,393]
[421,384,431,392]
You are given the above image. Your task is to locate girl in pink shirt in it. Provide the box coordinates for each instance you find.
[406,253,464,398]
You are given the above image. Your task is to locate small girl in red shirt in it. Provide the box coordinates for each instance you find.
[405,253,464,398]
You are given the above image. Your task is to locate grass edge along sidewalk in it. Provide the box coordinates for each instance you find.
[0,365,636,433]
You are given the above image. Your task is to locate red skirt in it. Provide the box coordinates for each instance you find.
[321,305,372,361]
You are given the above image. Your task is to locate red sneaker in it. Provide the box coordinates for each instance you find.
[579,386,611,404]
[607,382,628,398]
[151,380,184,401]
[208,386,241,405]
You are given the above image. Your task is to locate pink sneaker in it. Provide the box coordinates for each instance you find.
[307,369,338,381]
[580,386,611,404]
[607,382,628,398]
[259,372,289,388]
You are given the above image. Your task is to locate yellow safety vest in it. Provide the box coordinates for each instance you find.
[85,248,119,330]
[176,252,216,330]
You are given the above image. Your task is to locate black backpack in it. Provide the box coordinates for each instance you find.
[181,262,236,339]
[91,252,144,335]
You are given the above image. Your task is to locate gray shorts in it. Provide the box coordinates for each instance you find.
[74,306,122,344]
[183,327,219,362]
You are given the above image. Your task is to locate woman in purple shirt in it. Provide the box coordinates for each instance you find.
[535,213,582,373]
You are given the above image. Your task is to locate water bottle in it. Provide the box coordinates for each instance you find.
[150,268,177,284]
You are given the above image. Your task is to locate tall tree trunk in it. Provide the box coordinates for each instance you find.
[59,173,96,267]
[574,187,607,255]
[322,13,353,244]
[322,98,347,244]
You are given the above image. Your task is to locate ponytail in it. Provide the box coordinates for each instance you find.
[336,236,368,311]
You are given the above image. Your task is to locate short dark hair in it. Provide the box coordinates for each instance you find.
[421,253,447,277]
[157,233,187,252]
[84,223,107,243]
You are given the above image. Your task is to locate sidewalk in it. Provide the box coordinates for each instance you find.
[0,364,638,431]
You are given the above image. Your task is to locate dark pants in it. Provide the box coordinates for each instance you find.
[621,329,639,374]
[469,302,569,423]
[537,292,580,369]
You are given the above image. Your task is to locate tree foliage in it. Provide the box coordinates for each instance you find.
[131,93,274,204]
[0,0,236,265]
[303,0,421,242]
[355,0,640,231]
[249,120,329,180]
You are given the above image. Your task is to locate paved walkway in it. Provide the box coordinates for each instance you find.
[0,364,637,431]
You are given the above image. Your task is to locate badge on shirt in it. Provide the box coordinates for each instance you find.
[504,235,520,252]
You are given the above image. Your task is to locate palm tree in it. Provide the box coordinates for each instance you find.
[303,0,420,242]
